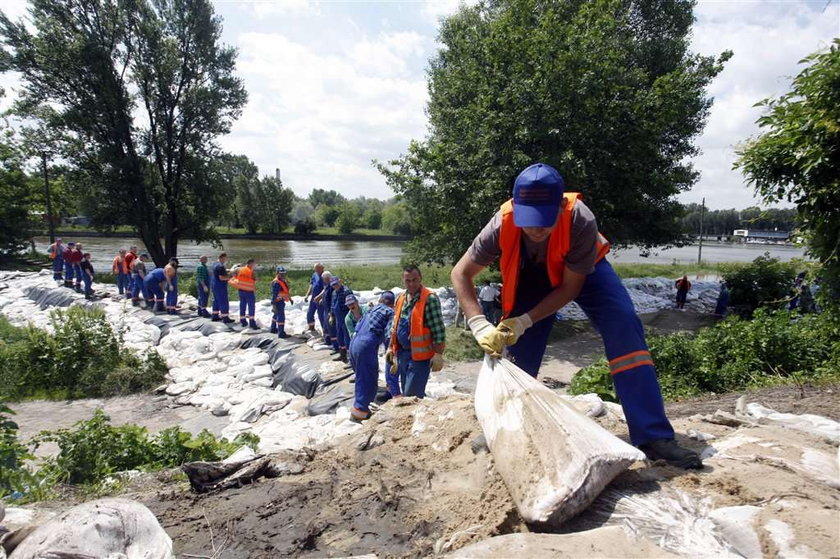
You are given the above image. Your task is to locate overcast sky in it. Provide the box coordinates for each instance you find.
[1,0,838,209]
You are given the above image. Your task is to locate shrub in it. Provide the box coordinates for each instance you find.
[0,309,167,401]
[570,310,840,402]
[722,253,798,316]
[35,410,259,485]
[0,402,35,498]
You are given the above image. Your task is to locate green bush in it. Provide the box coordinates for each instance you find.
[0,309,167,401]
[1,402,35,498]
[35,410,259,485]
[722,253,798,316]
[570,310,840,402]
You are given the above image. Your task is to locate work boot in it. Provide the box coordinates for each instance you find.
[211,315,221,322]
[155,304,165,313]
[278,331,290,339]
[222,317,235,324]
[132,299,140,307]
[270,324,278,334]
[249,320,259,330]
[639,439,703,469]
[333,348,348,363]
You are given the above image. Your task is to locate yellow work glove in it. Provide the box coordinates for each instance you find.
[497,314,533,347]
[430,353,444,372]
[468,315,507,358]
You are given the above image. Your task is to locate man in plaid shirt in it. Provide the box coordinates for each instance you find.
[195,255,211,318]
[387,265,446,398]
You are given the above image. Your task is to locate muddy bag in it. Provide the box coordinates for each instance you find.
[474,357,645,525]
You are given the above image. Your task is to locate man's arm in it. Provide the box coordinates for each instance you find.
[450,252,485,319]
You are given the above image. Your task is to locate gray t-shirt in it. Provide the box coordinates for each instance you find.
[468,200,599,275]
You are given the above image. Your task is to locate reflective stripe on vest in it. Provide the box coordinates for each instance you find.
[499,192,610,318]
[236,267,256,292]
[389,287,435,361]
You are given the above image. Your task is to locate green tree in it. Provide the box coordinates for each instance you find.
[0,0,247,266]
[335,203,360,235]
[290,199,317,234]
[381,201,413,236]
[0,133,32,255]
[378,0,729,264]
[315,204,340,227]
[258,176,295,234]
[736,40,840,287]
[308,188,345,208]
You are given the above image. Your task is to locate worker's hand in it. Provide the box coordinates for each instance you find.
[430,353,444,372]
[468,315,507,358]
[385,349,394,368]
[328,313,335,327]
[497,314,533,346]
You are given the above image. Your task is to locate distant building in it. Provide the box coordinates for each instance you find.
[733,229,790,244]
[275,168,281,181]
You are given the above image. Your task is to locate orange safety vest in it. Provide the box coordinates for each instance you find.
[273,277,290,302]
[235,266,256,292]
[389,287,435,361]
[48,243,60,259]
[112,256,129,274]
[499,192,610,318]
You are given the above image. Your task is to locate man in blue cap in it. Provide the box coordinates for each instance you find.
[304,263,325,334]
[348,290,396,421]
[451,162,702,469]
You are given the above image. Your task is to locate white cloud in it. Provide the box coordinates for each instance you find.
[682,0,840,209]
[221,30,431,198]
[246,0,317,18]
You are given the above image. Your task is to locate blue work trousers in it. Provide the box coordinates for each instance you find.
[64,261,74,283]
[273,301,286,327]
[197,282,209,308]
[116,271,129,294]
[350,332,380,412]
[82,274,93,297]
[165,277,178,311]
[333,308,350,349]
[145,279,165,311]
[239,290,255,319]
[53,256,64,280]
[212,283,229,317]
[507,259,674,447]
[306,298,318,326]
[394,316,431,398]
[132,274,147,301]
[73,264,82,286]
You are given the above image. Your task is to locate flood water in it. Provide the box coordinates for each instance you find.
[34,236,807,269]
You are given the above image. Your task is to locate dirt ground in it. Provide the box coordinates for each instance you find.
[6,310,839,557]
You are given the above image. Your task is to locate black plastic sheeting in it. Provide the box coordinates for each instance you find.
[23,286,85,309]
[305,383,354,416]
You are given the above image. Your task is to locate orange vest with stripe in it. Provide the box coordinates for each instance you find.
[499,192,610,318]
[390,287,435,361]
[235,266,256,292]
[273,277,290,302]
[112,256,129,274]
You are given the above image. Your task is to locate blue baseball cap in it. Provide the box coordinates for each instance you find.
[330,276,340,286]
[379,291,395,305]
[276,265,286,274]
[345,294,357,306]
[512,163,564,227]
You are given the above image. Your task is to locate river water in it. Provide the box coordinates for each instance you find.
[34,236,806,269]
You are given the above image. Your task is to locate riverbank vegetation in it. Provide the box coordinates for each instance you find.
[0,406,258,501]
[0,308,167,402]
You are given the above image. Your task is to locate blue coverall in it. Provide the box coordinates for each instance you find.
[271,278,289,336]
[211,262,230,319]
[331,285,353,351]
[143,268,167,312]
[307,272,323,328]
[323,285,336,350]
[51,244,63,281]
[506,258,674,447]
[349,303,395,418]
[132,262,148,302]
[165,274,178,314]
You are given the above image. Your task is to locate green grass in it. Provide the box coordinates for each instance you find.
[611,261,743,279]
[0,251,51,272]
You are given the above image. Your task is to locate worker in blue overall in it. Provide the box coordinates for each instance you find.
[164,258,179,315]
[451,163,702,469]
[131,254,150,306]
[211,252,234,324]
[314,270,335,350]
[349,295,396,421]
[270,266,291,337]
[329,276,354,363]
[387,266,446,398]
[144,265,174,312]
[304,263,325,334]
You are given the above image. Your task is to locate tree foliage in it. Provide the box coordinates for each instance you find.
[0,0,247,266]
[378,0,729,264]
[680,204,798,237]
[0,131,32,255]
[735,40,840,287]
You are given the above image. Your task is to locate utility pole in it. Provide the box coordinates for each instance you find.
[42,151,55,244]
[698,197,705,264]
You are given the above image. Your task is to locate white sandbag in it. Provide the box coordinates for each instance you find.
[474,357,645,524]
[708,506,763,559]
[742,403,840,443]
[8,498,173,559]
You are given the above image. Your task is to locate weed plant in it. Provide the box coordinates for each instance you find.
[0,308,167,401]
[571,310,840,402]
